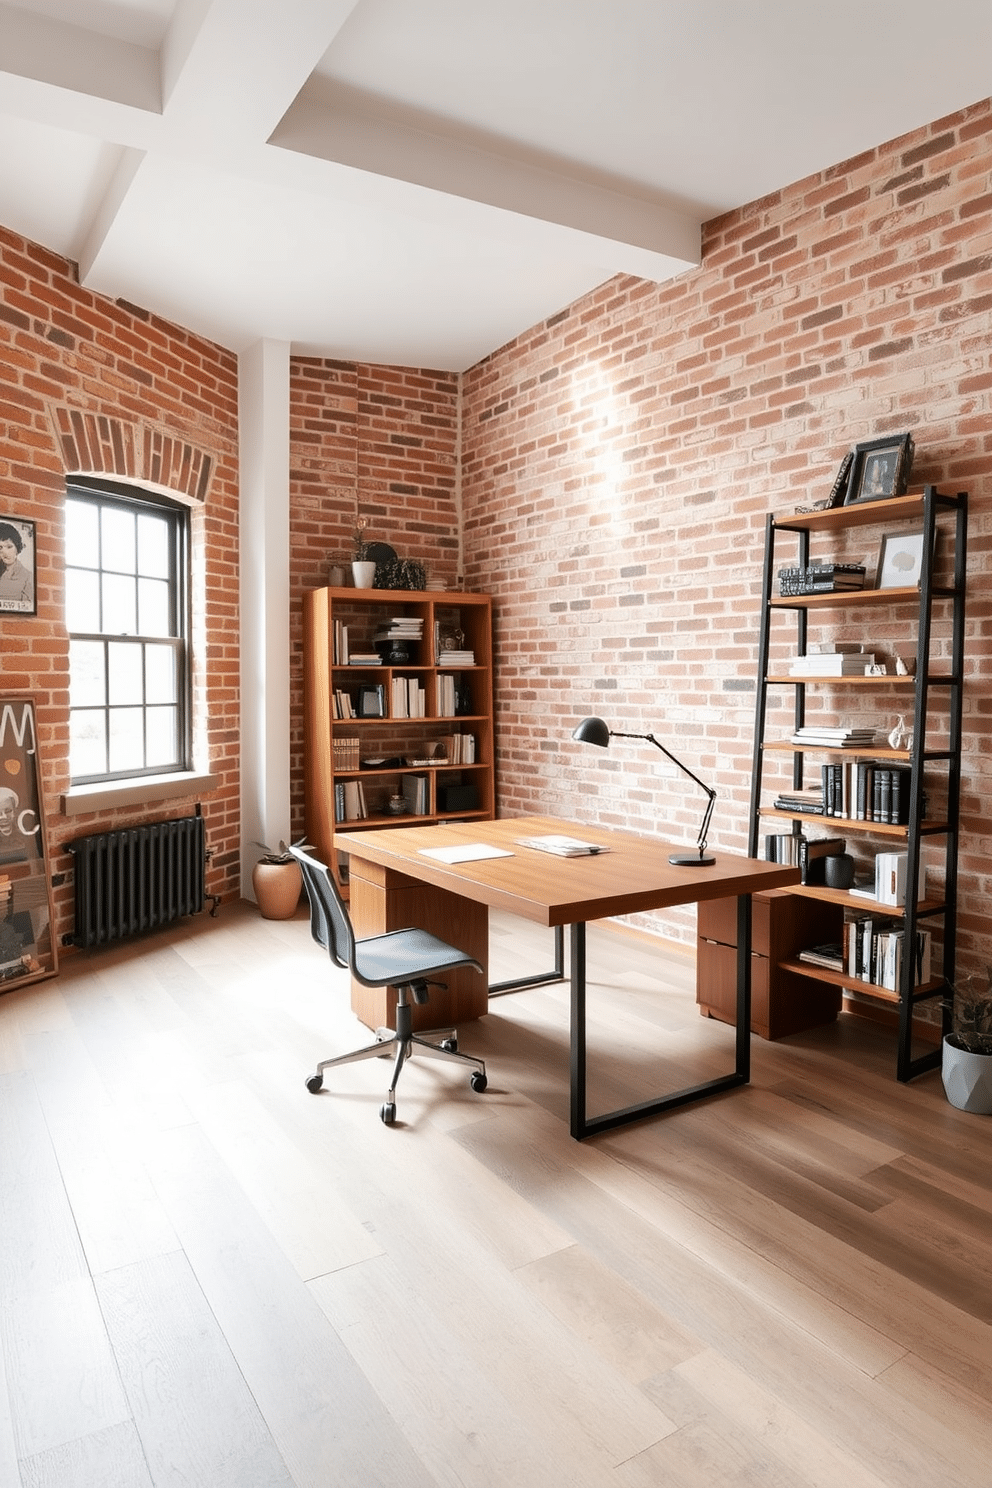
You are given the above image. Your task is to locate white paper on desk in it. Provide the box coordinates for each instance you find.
[418,843,514,863]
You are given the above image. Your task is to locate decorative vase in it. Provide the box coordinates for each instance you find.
[942,1034,992,1114]
[252,860,302,919]
[352,560,376,589]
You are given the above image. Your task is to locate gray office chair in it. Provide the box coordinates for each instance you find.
[289,845,488,1125]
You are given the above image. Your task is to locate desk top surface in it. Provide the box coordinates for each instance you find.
[336,815,800,927]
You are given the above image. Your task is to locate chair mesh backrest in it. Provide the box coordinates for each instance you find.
[289,846,355,971]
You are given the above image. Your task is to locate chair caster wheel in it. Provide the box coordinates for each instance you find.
[440,1037,457,1052]
[470,1071,487,1094]
[380,1102,396,1125]
[305,1075,323,1093]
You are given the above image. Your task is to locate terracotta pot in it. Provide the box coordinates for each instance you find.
[252,859,302,919]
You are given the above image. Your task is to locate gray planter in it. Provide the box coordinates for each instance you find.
[942,1034,992,1114]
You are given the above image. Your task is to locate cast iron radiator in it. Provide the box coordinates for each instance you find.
[69,810,206,948]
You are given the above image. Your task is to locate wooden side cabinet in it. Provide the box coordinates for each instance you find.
[697,889,843,1040]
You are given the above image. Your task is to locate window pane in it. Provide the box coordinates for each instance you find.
[102,573,136,634]
[69,639,106,706]
[107,641,143,705]
[101,507,135,573]
[146,706,178,768]
[65,568,101,632]
[66,500,99,567]
[70,709,107,777]
[138,576,170,636]
[108,708,144,773]
[145,644,176,705]
[137,513,170,578]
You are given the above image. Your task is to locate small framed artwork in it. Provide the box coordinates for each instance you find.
[0,696,58,990]
[827,449,854,507]
[874,528,927,589]
[844,433,914,506]
[0,516,37,615]
[357,685,385,718]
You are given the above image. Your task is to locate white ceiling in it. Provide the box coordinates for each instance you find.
[2,0,991,371]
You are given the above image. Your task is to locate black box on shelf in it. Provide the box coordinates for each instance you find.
[439,784,478,812]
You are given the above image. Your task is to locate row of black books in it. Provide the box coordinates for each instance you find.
[764,833,846,884]
[821,761,913,823]
[778,563,866,596]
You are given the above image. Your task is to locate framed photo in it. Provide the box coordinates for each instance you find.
[844,433,914,506]
[0,696,58,990]
[357,685,385,718]
[827,449,854,507]
[0,516,37,615]
[874,528,927,589]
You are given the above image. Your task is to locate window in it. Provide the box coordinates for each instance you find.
[66,480,190,784]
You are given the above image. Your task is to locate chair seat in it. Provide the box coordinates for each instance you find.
[353,926,481,989]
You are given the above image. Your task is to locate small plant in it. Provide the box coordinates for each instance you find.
[252,836,311,864]
[374,557,427,590]
[353,521,371,561]
[948,967,992,1055]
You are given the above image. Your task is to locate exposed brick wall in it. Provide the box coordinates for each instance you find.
[288,359,459,836]
[460,99,992,976]
[0,226,241,946]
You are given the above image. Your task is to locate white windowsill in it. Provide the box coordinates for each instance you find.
[62,771,219,817]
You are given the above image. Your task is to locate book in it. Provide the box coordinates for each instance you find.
[798,942,845,970]
[798,835,846,885]
[516,835,610,857]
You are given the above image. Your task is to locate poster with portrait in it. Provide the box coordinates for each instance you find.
[0,515,37,614]
[0,697,58,989]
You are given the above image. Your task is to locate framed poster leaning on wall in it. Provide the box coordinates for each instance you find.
[0,697,58,990]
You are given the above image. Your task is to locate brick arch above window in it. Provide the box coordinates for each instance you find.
[49,407,213,503]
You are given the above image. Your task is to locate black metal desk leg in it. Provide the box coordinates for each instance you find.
[569,922,587,1139]
[490,924,565,996]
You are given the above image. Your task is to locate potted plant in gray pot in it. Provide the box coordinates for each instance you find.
[942,969,992,1114]
[251,838,309,920]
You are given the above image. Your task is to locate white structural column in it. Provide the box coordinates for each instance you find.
[239,338,291,900]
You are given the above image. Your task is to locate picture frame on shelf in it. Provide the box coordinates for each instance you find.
[357,684,385,718]
[844,432,914,506]
[0,515,37,615]
[874,528,927,589]
[827,449,854,507]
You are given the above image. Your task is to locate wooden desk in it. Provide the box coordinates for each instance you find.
[336,815,799,1139]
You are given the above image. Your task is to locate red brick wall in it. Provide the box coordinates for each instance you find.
[0,226,241,945]
[460,100,992,974]
[288,359,459,835]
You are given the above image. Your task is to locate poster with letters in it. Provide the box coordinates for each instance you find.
[0,697,58,989]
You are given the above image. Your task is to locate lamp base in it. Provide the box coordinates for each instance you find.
[669,851,715,867]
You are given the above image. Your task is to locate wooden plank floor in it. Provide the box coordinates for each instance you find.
[1,900,990,1487]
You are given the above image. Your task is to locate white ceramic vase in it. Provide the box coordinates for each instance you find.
[352,560,377,589]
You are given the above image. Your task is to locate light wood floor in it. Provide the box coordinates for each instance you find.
[1,901,990,1488]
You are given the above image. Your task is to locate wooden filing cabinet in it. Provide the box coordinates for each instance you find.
[696,889,842,1040]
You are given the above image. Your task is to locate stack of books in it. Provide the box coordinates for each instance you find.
[390,675,426,717]
[401,773,429,815]
[334,778,368,822]
[374,617,423,646]
[778,564,866,596]
[789,651,875,676]
[846,916,932,989]
[797,942,845,971]
[332,736,360,772]
[791,725,877,748]
[772,785,824,814]
[437,649,475,666]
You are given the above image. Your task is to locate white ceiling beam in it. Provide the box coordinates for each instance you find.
[160,0,362,153]
[270,81,700,282]
[0,3,160,112]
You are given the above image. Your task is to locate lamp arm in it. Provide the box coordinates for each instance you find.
[608,729,717,854]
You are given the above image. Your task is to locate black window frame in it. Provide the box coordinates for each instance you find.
[66,477,192,785]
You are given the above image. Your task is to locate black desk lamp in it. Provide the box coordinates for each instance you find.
[572,715,717,866]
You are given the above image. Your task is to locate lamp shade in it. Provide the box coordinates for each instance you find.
[571,716,611,747]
